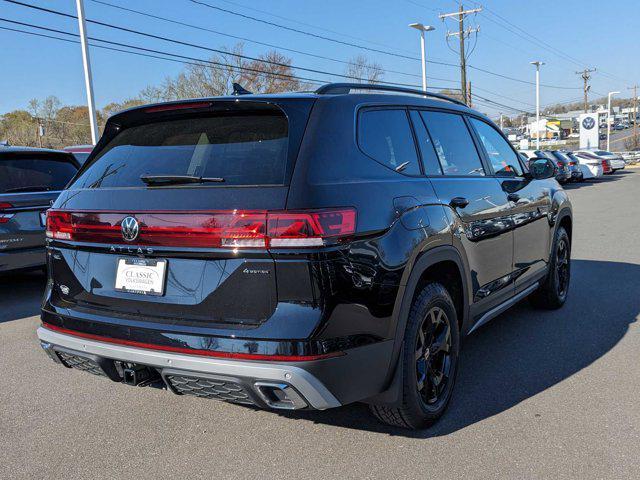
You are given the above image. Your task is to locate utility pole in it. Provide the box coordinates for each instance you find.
[76,0,99,145]
[628,85,638,145]
[607,91,620,151]
[439,5,481,105]
[576,68,596,113]
[467,81,472,107]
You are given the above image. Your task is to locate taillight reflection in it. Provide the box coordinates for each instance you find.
[0,202,14,224]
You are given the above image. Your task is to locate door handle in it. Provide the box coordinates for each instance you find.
[449,197,469,209]
[507,193,520,203]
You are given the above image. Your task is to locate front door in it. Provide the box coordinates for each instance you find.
[410,110,515,320]
[467,117,552,293]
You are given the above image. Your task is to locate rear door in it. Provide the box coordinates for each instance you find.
[411,109,514,317]
[47,100,313,328]
[0,152,77,260]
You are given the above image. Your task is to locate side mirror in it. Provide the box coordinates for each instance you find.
[528,158,556,180]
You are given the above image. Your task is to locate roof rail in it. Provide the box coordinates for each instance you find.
[314,83,467,107]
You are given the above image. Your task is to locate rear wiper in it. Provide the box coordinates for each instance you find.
[4,185,52,193]
[140,174,225,186]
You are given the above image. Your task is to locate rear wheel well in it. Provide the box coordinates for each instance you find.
[559,215,572,244]
[413,261,464,329]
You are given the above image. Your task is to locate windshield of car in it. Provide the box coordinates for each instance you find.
[0,155,78,193]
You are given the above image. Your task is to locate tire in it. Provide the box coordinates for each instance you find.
[529,226,570,309]
[369,283,460,429]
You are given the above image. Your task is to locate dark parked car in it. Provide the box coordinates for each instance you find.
[37,84,572,430]
[534,150,571,183]
[0,147,79,273]
[550,151,583,182]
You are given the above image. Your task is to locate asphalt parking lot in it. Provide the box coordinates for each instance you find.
[1,171,639,480]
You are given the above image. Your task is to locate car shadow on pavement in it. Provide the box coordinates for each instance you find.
[0,271,46,324]
[276,259,638,438]
[563,173,628,189]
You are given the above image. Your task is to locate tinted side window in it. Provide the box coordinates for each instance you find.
[469,117,523,176]
[0,156,78,193]
[409,110,442,175]
[358,109,421,175]
[419,111,484,176]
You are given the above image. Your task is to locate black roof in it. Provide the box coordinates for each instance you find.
[107,86,480,127]
[0,146,72,155]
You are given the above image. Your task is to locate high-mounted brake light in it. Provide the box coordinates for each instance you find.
[0,202,15,224]
[45,208,356,249]
[144,102,211,113]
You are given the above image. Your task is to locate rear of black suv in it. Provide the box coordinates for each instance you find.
[38,95,399,412]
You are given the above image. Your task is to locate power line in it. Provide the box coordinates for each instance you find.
[469,64,581,90]
[203,0,420,56]
[88,0,438,81]
[0,17,462,94]
[471,93,532,115]
[2,1,436,89]
[4,0,582,93]
[0,23,318,87]
[479,6,627,84]
[188,0,423,61]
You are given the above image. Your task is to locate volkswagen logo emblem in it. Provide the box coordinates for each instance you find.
[121,216,139,242]
[582,117,595,130]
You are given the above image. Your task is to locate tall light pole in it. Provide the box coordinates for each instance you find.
[409,23,435,92]
[607,91,620,151]
[530,61,545,149]
[76,0,99,145]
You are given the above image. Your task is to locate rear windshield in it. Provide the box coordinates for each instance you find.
[0,155,78,193]
[71,112,289,189]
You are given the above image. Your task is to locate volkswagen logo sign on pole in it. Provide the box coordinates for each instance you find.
[582,117,595,130]
[121,216,139,242]
[579,113,599,149]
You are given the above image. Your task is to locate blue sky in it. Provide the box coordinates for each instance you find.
[1,0,638,119]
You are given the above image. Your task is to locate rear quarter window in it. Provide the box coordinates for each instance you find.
[0,155,78,193]
[71,112,289,189]
[357,109,421,175]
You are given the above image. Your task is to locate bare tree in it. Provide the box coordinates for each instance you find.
[344,55,384,84]
[136,44,305,100]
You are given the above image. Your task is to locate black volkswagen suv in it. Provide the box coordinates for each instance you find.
[38,84,572,429]
[0,147,78,273]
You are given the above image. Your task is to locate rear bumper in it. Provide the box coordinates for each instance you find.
[0,246,45,272]
[37,325,393,410]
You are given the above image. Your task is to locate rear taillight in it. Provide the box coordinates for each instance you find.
[568,161,576,166]
[0,202,15,224]
[45,208,356,249]
[267,209,356,247]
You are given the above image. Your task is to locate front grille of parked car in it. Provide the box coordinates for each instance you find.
[56,351,107,377]
[164,374,255,405]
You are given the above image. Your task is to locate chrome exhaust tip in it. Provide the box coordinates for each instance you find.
[254,382,307,410]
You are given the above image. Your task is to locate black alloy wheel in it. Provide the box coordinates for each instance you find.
[415,306,453,408]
